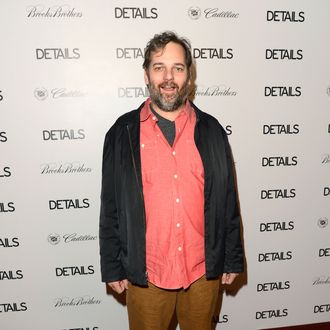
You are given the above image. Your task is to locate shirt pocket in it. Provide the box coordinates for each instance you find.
[140,140,159,181]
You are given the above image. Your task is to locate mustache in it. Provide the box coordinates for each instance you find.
[159,82,178,89]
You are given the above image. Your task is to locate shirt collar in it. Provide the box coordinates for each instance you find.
[140,98,194,123]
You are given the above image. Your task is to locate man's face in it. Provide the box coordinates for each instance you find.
[144,42,190,112]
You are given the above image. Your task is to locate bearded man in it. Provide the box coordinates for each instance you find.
[99,31,244,330]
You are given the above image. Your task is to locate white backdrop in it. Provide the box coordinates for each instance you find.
[1,1,330,329]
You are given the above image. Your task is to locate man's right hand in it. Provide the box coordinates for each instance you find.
[107,279,129,294]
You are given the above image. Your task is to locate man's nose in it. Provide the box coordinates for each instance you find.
[163,68,174,81]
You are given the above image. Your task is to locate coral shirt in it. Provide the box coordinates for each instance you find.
[140,98,205,289]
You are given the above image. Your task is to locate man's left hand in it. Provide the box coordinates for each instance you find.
[221,273,239,285]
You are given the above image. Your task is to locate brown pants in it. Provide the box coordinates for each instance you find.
[126,276,220,330]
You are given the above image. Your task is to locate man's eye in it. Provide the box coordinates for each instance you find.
[154,66,163,71]
[175,67,184,72]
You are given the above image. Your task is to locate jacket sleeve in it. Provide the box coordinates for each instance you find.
[99,126,126,283]
[222,130,244,273]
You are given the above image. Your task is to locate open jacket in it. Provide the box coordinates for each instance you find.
[99,101,244,286]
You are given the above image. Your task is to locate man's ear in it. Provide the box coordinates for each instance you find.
[144,70,149,85]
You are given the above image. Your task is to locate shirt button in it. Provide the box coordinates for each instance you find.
[141,144,145,148]
[172,151,176,156]
[178,246,182,251]
[176,223,180,228]
[152,116,156,121]
[174,174,178,179]
[176,198,180,203]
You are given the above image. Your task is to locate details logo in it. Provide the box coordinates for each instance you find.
[262,156,297,167]
[36,48,80,60]
[193,48,233,59]
[319,248,330,257]
[114,7,158,19]
[0,166,11,178]
[0,237,19,248]
[261,188,296,200]
[260,221,294,232]
[257,281,290,292]
[314,304,330,313]
[26,5,82,18]
[55,265,95,277]
[256,309,288,319]
[258,251,292,262]
[48,198,90,210]
[63,327,99,330]
[263,124,299,135]
[42,129,85,141]
[0,302,27,313]
[265,49,303,60]
[0,131,7,142]
[188,7,239,20]
[0,202,15,213]
[264,86,301,97]
[116,48,144,59]
[0,270,23,281]
[266,11,305,22]
[212,314,229,324]
[0,90,3,101]
[118,87,149,98]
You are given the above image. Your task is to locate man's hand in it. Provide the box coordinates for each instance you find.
[107,279,129,294]
[221,273,239,285]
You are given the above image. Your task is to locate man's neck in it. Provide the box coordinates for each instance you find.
[151,103,185,122]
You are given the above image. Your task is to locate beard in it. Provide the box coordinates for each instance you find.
[147,79,190,112]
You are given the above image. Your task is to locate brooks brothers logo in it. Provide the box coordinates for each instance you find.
[118,86,149,98]
[257,280,290,292]
[261,188,296,200]
[266,49,303,60]
[265,86,301,97]
[55,265,95,277]
[258,251,292,262]
[48,198,90,210]
[34,87,86,100]
[317,217,328,228]
[48,233,97,245]
[26,5,82,18]
[259,221,294,232]
[188,7,239,19]
[193,47,233,59]
[263,124,299,135]
[256,308,288,319]
[266,11,305,22]
[0,302,27,313]
[321,154,330,165]
[0,269,23,281]
[0,202,15,213]
[116,47,144,59]
[0,166,11,178]
[0,237,20,248]
[41,162,92,174]
[36,48,80,60]
[314,304,330,313]
[54,296,101,308]
[319,248,330,257]
[262,156,298,167]
[313,276,330,285]
[42,129,85,141]
[114,7,158,19]
[194,85,237,97]
[0,131,7,142]
[212,314,229,324]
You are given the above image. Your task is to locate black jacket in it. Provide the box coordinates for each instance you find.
[99,101,244,285]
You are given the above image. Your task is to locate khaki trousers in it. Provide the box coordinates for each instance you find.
[126,276,220,330]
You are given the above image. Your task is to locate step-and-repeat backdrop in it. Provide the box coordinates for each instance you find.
[1,1,329,329]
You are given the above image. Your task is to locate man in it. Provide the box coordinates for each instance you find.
[99,31,244,330]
